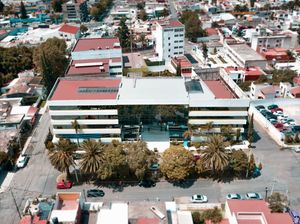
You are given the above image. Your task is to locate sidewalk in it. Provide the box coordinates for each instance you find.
[0,172,14,193]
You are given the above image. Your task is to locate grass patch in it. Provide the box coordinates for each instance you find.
[123,67,148,76]
[145,59,165,66]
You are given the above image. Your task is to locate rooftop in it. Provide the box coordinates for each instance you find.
[58,24,80,34]
[66,58,121,76]
[117,77,189,105]
[97,203,128,224]
[72,38,121,52]
[227,200,293,224]
[50,78,121,101]
[204,80,237,99]
[228,44,266,61]
[157,19,184,29]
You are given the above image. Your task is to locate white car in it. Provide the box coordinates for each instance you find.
[226,193,242,200]
[16,154,29,168]
[294,147,300,153]
[273,111,283,116]
[277,115,288,121]
[245,192,262,200]
[191,194,208,203]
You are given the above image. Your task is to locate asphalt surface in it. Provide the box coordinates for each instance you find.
[1,112,300,224]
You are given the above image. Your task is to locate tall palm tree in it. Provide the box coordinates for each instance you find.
[71,119,80,146]
[48,139,77,179]
[79,140,105,174]
[201,135,229,175]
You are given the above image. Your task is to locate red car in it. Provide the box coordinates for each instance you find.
[274,122,284,128]
[271,108,283,113]
[56,181,72,189]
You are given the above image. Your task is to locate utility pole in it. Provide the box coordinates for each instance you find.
[10,189,22,219]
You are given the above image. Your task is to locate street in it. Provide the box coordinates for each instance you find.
[1,113,300,224]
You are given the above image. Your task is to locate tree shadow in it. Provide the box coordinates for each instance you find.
[171,178,196,188]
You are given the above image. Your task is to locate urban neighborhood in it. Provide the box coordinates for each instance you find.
[0,0,300,223]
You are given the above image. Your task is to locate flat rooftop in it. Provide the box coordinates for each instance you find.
[228,44,266,61]
[50,79,121,101]
[66,58,121,76]
[72,38,121,52]
[204,80,237,99]
[117,77,189,105]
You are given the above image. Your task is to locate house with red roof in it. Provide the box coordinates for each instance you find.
[171,56,193,78]
[223,200,293,224]
[261,48,293,63]
[197,28,220,42]
[67,37,123,77]
[58,24,81,40]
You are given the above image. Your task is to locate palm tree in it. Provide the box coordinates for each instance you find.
[201,135,229,175]
[48,139,77,179]
[71,119,80,146]
[79,140,105,174]
[201,121,214,133]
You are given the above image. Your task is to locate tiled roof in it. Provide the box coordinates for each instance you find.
[157,19,184,28]
[72,38,121,52]
[58,24,80,34]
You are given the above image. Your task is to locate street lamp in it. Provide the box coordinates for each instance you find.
[265,187,269,201]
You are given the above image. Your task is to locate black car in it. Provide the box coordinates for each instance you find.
[138,180,156,188]
[87,189,105,197]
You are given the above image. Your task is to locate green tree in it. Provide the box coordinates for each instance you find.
[211,21,219,28]
[229,150,248,177]
[118,17,130,48]
[71,119,80,146]
[180,10,206,42]
[234,4,249,12]
[97,143,129,180]
[202,43,208,61]
[80,140,105,174]
[138,9,147,21]
[267,192,288,213]
[161,8,169,17]
[48,139,77,179]
[236,128,241,141]
[89,6,99,19]
[20,1,28,19]
[176,62,181,76]
[246,153,256,178]
[125,141,157,180]
[247,114,254,145]
[51,0,62,12]
[250,0,256,7]
[80,24,88,33]
[0,151,8,166]
[200,135,229,175]
[138,33,147,49]
[192,211,204,224]
[202,207,223,224]
[161,146,194,181]
[136,1,145,10]
[0,0,4,13]
[33,37,68,94]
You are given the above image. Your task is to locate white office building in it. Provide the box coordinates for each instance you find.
[154,19,185,61]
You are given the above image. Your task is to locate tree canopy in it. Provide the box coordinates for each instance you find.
[20,1,28,19]
[51,0,63,12]
[0,0,4,13]
[268,192,288,213]
[180,10,207,42]
[161,146,194,181]
[118,17,130,49]
[33,37,68,94]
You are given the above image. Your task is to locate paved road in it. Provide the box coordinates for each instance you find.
[168,0,178,19]
[1,115,300,223]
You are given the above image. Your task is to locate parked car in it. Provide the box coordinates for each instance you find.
[191,194,208,203]
[87,189,105,197]
[255,105,265,110]
[245,192,262,200]
[56,180,72,189]
[268,104,278,110]
[273,111,283,116]
[268,118,277,123]
[294,147,300,153]
[277,115,288,121]
[271,107,283,113]
[138,179,156,188]
[226,193,242,200]
[16,154,29,168]
[274,122,284,128]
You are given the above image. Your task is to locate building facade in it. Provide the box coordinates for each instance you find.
[48,70,249,143]
[62,0,88,22]
[155,19,185,61]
